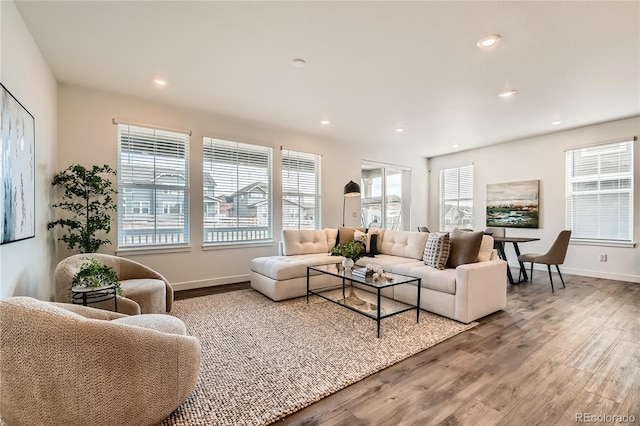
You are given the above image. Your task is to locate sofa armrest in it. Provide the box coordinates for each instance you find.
[454,259,507,323]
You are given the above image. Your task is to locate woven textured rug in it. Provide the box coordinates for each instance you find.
[161,289,477,426]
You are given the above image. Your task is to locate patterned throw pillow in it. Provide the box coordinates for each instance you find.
[423,232,450,270]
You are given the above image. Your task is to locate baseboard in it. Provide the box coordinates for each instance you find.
[507,262,640,284]
[172,274,251,291]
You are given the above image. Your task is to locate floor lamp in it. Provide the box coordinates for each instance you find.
[342,180,361,227]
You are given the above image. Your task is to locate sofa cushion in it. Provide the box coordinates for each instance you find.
[393,262,457,294]
[112,314,187,335]
[447,229,483,268]
[355,254,419,271]
[477,235,494,262]
[378,230,429,260]
[119,278,166,314]
[251,253,340,281]
[281,229,337,255]
[423,232,450,270]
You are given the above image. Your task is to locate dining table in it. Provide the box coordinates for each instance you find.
[492,235,541,285]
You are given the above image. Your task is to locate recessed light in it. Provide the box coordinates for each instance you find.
[552,120,563,125]
[291,58,307,68]
[452,144,460,148]
[498,90,517,98]
[395,128,405,133]
[153,79,167,87]
[477,34,502,48]
[320,120,330,126]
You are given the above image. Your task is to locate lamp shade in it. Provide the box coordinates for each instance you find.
[343,180,361,197]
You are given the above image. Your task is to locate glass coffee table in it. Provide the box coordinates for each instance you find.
[306,264,422,338]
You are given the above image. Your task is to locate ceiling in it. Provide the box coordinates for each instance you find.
[15,1,640,158]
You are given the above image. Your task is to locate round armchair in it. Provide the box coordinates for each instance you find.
[0,297,200,426]
[55,253,174,314]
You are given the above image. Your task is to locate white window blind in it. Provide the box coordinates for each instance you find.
[282,149,321,230]
[203,137,273,244]
[118,124,190,248]
[565,138,634,242]
[439,165,474,232]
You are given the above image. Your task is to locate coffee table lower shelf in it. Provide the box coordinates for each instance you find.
[306,265,422,338]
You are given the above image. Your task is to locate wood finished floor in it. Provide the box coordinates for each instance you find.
[176,272,640,426]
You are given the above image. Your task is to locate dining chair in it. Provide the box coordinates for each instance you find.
[517,230,572,292]
[484,227,505,237]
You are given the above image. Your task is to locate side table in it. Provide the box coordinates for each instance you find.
[71,284,118,312]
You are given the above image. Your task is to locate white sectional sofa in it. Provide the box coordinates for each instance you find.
[250,228,508,324]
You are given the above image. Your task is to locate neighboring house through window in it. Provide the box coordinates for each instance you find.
[439,165,473,232]
[282,148,321,230]
[361,161,411,230]
[203,137,273,245]
[117,123,190,248]
[565,138,634,244]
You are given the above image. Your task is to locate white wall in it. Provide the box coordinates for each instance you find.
[427,116,640,283]
[0,1,58,299]
[57,84,429,290]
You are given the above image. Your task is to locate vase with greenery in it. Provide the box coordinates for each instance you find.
[331,240,364,269]
[48,164,117,253]
[70,258,123,300]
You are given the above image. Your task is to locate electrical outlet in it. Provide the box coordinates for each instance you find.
[600,254,607,262]
[352,211,358,217]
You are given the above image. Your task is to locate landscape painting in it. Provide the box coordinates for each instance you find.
[1,83,35,244]
[486,180,539,228]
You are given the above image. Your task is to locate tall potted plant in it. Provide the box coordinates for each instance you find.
[48,164,117,253]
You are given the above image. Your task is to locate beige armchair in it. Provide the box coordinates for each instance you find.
[517,230,572,292]
[0,297,200,426]
[55,253,174,314]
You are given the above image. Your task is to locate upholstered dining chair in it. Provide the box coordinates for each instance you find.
[517,230,572,292]
[0,297,200,426]
[55,253,174,314]
[484,227,505,237]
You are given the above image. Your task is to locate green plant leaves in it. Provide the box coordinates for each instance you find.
[48,164,117,253]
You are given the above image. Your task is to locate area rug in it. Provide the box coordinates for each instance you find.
[161,289,477,426]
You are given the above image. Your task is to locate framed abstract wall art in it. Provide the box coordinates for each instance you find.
[1,82,35,244]
[486,179,539,228]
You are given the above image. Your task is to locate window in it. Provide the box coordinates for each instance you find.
[203,137,273,244]
[565,139,634,243]
[361,162,411,230]
[282,148,321,230]
[439,165,473,232]
[118,124,189,248]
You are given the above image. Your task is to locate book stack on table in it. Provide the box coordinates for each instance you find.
[352,267,373,278]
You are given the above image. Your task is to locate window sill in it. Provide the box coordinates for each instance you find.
[570,239,636,248]
[202,241,274,251]
[116,245,192,256]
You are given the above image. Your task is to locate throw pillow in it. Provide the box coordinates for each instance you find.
[423,232,450,270]
[337,227,365,247]
[447,228,484,268]
[353,230,379,256]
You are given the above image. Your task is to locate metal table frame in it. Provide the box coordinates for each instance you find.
[492,236,540,285]
[71,284,118,311]
[307,265,421,338]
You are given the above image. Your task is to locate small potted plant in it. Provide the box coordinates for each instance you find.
[331,240,364,269]
[70,258,123,301]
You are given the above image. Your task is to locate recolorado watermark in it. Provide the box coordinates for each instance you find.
[575,413,636,423]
